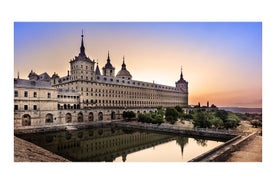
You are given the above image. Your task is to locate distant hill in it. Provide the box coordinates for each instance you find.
[219,107,262,114]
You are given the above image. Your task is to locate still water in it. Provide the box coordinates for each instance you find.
[17,125,224,162]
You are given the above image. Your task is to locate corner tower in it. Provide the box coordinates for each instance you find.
[176,67,188,107]
[69,31,95,81]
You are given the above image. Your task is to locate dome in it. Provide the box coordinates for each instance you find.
[116,69,132,79]
[116,57,132,80]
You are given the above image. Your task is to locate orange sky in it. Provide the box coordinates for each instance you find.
[14,22,262,107]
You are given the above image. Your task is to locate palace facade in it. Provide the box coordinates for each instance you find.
[14,33,188,128]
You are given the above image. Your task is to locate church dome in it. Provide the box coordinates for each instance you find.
[117,69,132,79]
[116,57,132,80]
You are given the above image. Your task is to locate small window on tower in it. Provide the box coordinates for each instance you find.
[14,90,18,97]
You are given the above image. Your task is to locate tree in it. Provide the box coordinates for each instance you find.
[224,112,240,128]
[215,110,228,122]
[250,119,262,128]
[165,107,179,124]
[209,116,223,128]
[175,106,183,114]
[192,110,212,128]
[123,111,136,121]
[157,106,165,118]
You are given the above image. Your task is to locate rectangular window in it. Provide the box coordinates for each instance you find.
[47,93,51,98]
[14,90,18,97]
[14,105,18,111]
[33,105,37,110]
[24,105,28,110]
[33,92,37,98]
[24,91,28,97]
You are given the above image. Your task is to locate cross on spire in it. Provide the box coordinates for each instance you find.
[79,29,86,57]
[180,66,183,80]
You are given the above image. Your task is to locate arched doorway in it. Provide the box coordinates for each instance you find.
[98,112,103,121]
[137,111,140,118]
[45,113,53,123]
[88,112,94,122]
[111,111,116,120]
[65,113,72,123]
[22,114,31,126]
[78,112,83,122]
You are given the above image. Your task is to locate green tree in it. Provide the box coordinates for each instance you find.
[165,107,179,124]
[175,106,183,114]
[215,110,228,122]
[250,119,262,128]
[123,111,136,121]
[157,106,165,118]
[192,110,212,128]
[224,112,240,128]
[209,116,223,128]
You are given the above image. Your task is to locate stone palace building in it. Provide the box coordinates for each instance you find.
[14,33,188,128]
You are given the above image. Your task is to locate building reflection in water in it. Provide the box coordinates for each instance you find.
[17,126,199,162]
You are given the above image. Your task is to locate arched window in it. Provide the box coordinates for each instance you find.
[88,112,94,122]
[78,112,83,122]
[98,112,103,121]
[45,113,53,123]
[111,111,116,120]
[22,114,31,126]
[65,113,72,123]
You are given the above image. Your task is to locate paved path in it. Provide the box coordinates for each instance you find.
[14,136,69,162]
[226,135,262,162]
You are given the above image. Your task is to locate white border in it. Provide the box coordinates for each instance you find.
[1,0,275,183]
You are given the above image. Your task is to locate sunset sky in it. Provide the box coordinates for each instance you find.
[14,22,262,108]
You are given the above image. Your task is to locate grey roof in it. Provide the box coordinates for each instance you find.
[116,58,132,79]
[95,75,182,93]
[116,69,132,78]
[14,78,55,89]
[95,64,101,75]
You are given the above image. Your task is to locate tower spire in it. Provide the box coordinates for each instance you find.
[79,29,86,57]
[107,51,110,62]
[122,56,126,69]
[180,66,183,80]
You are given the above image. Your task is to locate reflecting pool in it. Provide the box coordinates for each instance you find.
[16,125,224,162]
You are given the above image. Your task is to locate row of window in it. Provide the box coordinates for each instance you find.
[82,92,184,99]
[58,95,79,99]
[14,105,37,111]
[82,99,183,105]
[58,104,80,110]
[71,76,93,81]
[14,91,51,98]
[78,87,182,96]
[72,64,93,70]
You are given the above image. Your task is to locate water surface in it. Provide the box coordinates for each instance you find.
[17,125,224,162]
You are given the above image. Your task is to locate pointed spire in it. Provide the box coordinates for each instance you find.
[122,56,126,69]
[107,51,110,62]
[95,61,101,75]
[180,66,183,80]
[79,30,86,57]
[17,71,20,79]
